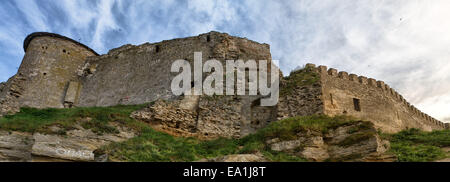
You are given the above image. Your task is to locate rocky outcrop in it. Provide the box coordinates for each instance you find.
[197,154,267,162]
[131,99,199,138]
[266,121,396,162]
[131,94,276,139]
[0,123,135,162]
[0,131,33,162]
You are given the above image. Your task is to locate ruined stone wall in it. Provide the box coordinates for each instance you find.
[131,94,278,139]
[80,31,278,138]
[0,82,4,92]
[0,33,97,115]
[0,75,22,115]
[314,65,446,133]
[197,95,277,138]
[77,31,272,107]
[277,66,324,120]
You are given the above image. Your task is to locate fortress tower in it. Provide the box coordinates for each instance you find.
[0,33,98,115]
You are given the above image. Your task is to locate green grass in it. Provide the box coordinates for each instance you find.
[99,115,361,162]
[98,115,449,162]
[259,115,363,140]
[337,132,376,147]
[5,103,447,162]
[280,66,320,96]
[0,104,148,135]
[383,128,450,162]
[0,104,321,162]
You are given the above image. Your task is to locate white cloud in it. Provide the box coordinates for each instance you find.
[58,0,97,29]
[14,0,49,31]
[90,0,120,51]
[0,0,449,122]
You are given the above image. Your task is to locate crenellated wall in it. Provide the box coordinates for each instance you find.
[304,64,446,132]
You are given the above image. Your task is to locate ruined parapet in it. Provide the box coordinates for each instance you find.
[0,32,98,115]
[76,31,273,107]
[0,82,5,92]
[312,64,445,132]
[277,64,323,120]
[0,75,23,115]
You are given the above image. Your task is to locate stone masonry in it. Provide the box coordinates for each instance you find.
[0,32,447,137]
[310,64,446,132]
[0,32,98,115]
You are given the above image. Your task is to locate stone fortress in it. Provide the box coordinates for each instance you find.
[313,64,448,132]
[0,31,447,138]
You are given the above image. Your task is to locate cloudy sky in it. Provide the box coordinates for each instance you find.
[0,0,449,122]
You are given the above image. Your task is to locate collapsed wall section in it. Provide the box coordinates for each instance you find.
[313,64,445,133]
[0,33,97,116]
[277,64,324,120]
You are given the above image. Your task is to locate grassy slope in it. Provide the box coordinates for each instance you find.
[382,129,450,162]
[0,104,147,135]
[99,115,363,162]
[0,104,448,162]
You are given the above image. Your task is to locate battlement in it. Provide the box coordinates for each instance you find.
[307,63,446,131]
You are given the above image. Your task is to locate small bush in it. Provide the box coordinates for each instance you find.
[281,67,320,96]
[337,132,376,147]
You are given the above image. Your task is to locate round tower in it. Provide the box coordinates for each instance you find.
[13,32,98,109]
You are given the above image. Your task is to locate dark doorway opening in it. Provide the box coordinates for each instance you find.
[353,98,361,112]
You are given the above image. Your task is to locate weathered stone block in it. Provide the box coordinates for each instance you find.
[64,81,80,106]
[349,74,358,82]
[377,81,385,90]
[318,65,328,74]
[0,131,33,162]
[358,76,368,85]
[0,82,4,92]
[305,63,316,68]
[328,68,338,77]
[389,88,395,96]
[384,84,391,91]
[338,71,349,79]
[368,78,377,86]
